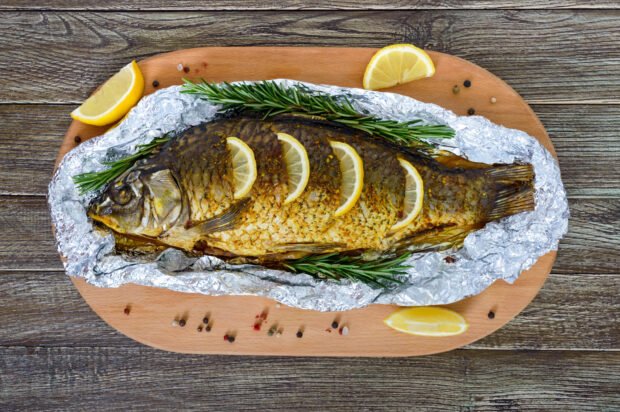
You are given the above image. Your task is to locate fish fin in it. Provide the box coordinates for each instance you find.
[395,224,482,253]
[268,242,344,254]
[486,164,535,221]
[184,198,250,234]
[432,150,492,169]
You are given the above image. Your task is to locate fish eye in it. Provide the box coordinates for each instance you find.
[111,186,133,205]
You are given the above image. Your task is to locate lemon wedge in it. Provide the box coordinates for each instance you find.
[226,136,257,199]
[277,133,310,204]
[363,44,435,91]
[71,61,145,126]
[329,141,364,217]
[384,307,468,337]
[390,158,424,232]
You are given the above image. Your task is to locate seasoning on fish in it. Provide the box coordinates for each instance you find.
[88,114,535,262]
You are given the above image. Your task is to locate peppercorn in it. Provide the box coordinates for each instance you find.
[123,305,130,315]
[74,135,82,144]
[197,325,203,332]
[331,320,339,329]
[205,325,212,332]
[464,80,472,88]
[183,66,190,73]
[203,316,209,324]
[227,335,235,343]
[179,319,186,327]
[253,323,261,331]
[152,80,160,88]
[296,330,303,338]
[488,311,495,319]
[467,108,476,116]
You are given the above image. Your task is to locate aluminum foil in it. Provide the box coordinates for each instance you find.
[48,80,569,311]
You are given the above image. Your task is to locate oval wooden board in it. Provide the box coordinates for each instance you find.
[59,47,557,356]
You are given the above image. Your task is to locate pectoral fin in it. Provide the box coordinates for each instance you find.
[184,198,250,234]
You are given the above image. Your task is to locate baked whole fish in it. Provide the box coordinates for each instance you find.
[88,114,535,262]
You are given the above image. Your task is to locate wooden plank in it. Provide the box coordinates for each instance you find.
[1,1,618,10]
[0,270,617,350]
[0,196,616,274]
[0,11,619,103]
[1,104,618,198]
[0,346,617,411]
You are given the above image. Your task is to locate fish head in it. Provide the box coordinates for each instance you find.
[88,167,183,238]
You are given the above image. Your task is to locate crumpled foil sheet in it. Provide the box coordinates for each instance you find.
[48,80,569,311]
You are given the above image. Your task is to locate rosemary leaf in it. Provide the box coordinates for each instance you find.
[181,79,454,146]
[72,135,171,194]
[283,253,411,288]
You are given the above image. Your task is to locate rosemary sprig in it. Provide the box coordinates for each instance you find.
[73,135,171,194]
[283,253,411,287]
[181,79,454,146]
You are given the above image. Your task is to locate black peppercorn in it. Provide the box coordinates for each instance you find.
[205,325,212,332]
[152,80,160,88]
[179,319,186,327]
[488,311,495,319]
[203,317,209,324]
[464,80,472,88]
[296,330,303,338]
[227,335,235,343]
[183,66,190,73]
[467,108,475,116]
[74,135,82,144]
[331,320,339,329]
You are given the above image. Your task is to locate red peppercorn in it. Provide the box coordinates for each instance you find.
[253,323,261,331]
[223,334,229,341]
[123,306,130,315]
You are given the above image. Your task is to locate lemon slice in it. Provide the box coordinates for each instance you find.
[329,141,364,217]
[226,136,257,199]
[363,44,435,91]
[384,307,468,337]
[71,61,145,126]
[277,133,310,204]
[390,158,424,232]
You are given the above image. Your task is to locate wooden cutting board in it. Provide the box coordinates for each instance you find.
[58,47,557,356]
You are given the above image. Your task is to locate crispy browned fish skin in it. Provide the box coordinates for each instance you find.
[89,114,534,258]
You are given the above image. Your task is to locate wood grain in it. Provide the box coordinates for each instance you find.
[1,196,616,274]
[2,104,619,197]
[2,1,619,10]
[1,271,617,350]
[0,347,618,411]
[0,11,619,103]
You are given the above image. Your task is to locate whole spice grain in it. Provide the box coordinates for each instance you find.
[467,108,476,116]
[464,80,472,88]
[123,305,131,315]
[183,66,190,73]
[203,316,209,324]
[152,80,160,88]
[296,330,303,338]
[205,325,212,332]
[179,318,186,327]
[74,135,82,144]
[227,335,235,343]
[331,320,339,329]
[488,310,496,319]
[452,85,460,95]
[197,325,203,332]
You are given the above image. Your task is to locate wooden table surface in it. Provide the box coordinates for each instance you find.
[0,2,618,410]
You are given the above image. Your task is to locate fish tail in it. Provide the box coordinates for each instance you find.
[486,164,535,221]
